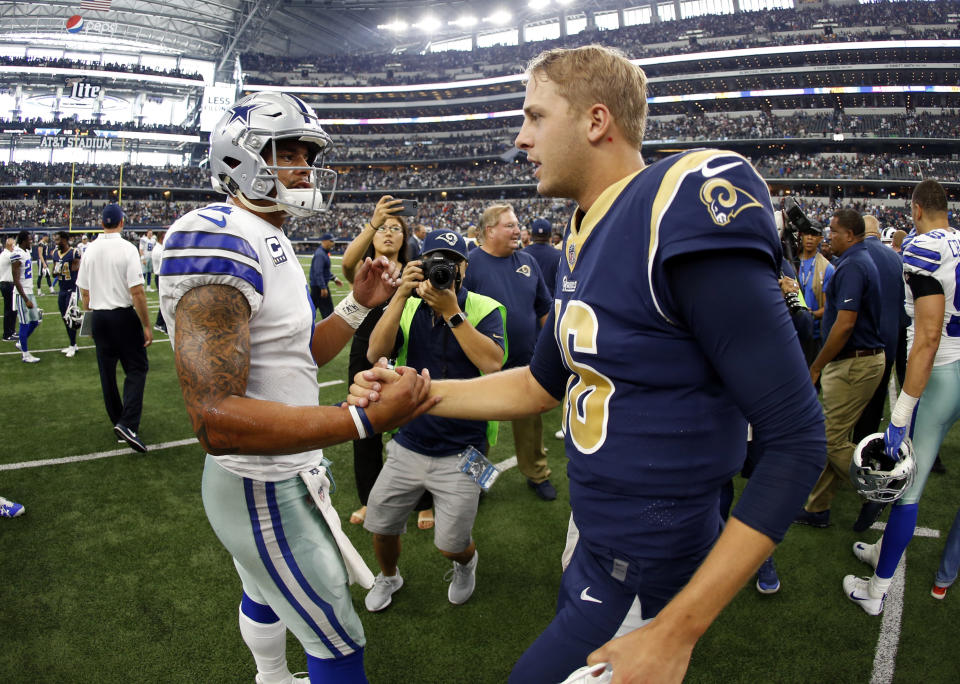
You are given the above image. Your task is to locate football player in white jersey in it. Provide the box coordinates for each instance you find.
[159,92,434,684]
[845,179,960,615]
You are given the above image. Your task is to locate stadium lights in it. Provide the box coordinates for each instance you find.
[450,15,479,28]
[486,10,513,25]
[377,20,409,32]
[414,15,442,32]
[528,0,550,9]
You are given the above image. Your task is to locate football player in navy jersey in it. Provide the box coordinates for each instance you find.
[350,45,825,683]
[53,231,82,357]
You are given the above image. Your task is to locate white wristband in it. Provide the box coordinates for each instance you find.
[334,292,372,330]
[348,405,370,439]
[891,392,919,427]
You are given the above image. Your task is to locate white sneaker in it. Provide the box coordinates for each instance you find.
[843,575,885,616]
[853,539,881,570]
[365,571,403,612]
[254,672,309,684]
[15,341,21,350]
[290,673,309,683]
[22,353,40,363]
[446,551,478,605]
[65,346,76,358]
[554,429,565,439]
[0,496,26,518]
[61,346,71,354]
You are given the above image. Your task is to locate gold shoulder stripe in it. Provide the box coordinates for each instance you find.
[564,168,644,273]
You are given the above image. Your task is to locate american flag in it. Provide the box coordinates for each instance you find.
[79,0,112,11]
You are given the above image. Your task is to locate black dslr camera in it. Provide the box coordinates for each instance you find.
[421,252,460,290]
[784,197,813,235]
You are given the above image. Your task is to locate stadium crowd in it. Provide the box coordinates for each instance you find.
[242,0,960,85]
[0,55,204,81]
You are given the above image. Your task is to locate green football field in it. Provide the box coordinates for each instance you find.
[2,255,958,683]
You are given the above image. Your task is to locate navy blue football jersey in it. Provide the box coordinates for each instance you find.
[533,149,782,559]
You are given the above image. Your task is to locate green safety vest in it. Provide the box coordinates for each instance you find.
[395,292,507,445]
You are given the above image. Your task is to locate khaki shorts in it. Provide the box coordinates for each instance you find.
[364,439,480,553]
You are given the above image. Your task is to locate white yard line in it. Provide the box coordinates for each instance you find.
[0,381,344,472]
[867,522,941,684]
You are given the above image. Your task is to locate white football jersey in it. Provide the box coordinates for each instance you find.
[10,246,33,295]
[902,227,960,366]
[159,202,322,481]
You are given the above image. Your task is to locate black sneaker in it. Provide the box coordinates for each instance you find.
[853,501,887,532]
[114,424,147,453]
[794,508,830,528]
[527,479,557,501]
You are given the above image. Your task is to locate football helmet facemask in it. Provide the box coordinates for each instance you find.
[849,432,916,503]
[209,92,336,218]
[63,290,84,329]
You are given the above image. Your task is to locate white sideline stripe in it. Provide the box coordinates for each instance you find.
[0,382,344,472]
[1,342,167,357]
[495,455,517,471]
[0,438,199,471]
[870,521,941,538]
[870,557,907,684]
[866,523,941,684]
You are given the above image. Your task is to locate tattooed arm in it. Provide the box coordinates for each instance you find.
[174,283,435,455]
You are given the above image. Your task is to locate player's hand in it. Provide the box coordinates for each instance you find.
[371,195,404,228]
[25,298,34,309]
[353,256,400,307]
[142,325,153,348]
[884,422,907,460]
[349,359,399,406]
[587,618,695,684]
[778,277,799,296]
[320,288,329,298]
[363,365,438,432]
[809,366,820,386]
[417,280,458,318]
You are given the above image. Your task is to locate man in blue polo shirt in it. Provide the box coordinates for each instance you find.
[464,204,555,500]
[362,229,506,612]
[798,208,885,527]
[524,217,561,293]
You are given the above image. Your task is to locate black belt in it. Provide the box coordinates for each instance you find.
[835,347,884,361]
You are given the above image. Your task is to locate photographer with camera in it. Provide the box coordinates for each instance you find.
[796,220,835,361]
[362,229,506,612]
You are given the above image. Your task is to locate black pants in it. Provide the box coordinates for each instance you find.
[1,281,14,338]
[91,308,149,432]
[311,285,333,320]
[58,288,78,346]
[853,358,895,445]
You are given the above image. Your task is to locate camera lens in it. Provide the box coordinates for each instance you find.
[429,264,454,289]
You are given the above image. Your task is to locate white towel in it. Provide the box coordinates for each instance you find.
[300,465,375,589]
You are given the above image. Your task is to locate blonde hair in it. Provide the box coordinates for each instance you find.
[524,44,648,150]
[478,204,515,245]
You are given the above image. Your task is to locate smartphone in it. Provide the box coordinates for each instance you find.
[395,199,419,216]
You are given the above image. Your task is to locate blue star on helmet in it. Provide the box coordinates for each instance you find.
[227,103,264,125]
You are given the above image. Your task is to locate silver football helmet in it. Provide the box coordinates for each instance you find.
[849,432,916,503]
[208,91,336,217]
[63,290,84,329]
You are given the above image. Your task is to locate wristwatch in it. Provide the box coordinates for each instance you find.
[447,312,467,328]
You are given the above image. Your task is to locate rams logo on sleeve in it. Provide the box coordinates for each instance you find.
[699,177,763,227]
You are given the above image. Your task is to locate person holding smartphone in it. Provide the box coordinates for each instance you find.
[341,196,435,530]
